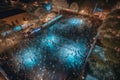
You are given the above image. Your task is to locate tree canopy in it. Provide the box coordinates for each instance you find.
[98,9,120,80]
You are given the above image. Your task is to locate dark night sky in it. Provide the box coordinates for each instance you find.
[20,0,39,3]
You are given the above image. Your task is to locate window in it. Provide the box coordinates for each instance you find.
[16,20,19,24]
[23,17,26,21]
[11,21,15,26]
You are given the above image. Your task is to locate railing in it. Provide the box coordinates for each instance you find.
[0,66,9,80]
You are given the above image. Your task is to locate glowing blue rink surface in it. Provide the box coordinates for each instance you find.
[0,18,93,80]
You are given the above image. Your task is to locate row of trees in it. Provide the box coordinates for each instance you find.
[89,9,120,80]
